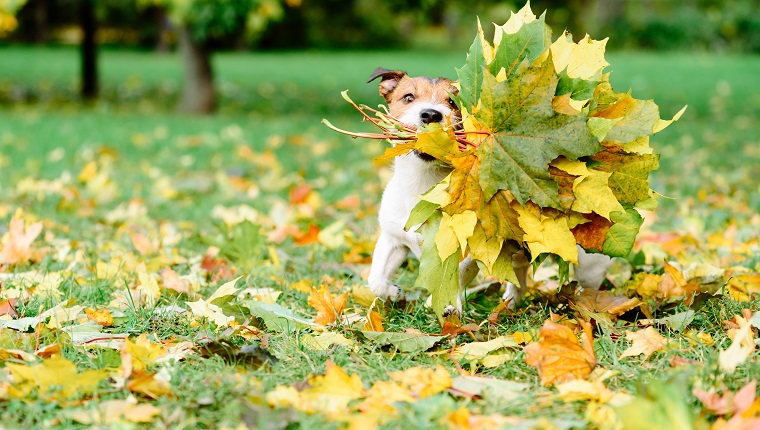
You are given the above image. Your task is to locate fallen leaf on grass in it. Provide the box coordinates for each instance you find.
[62,322,128,348]
[569,288,642,322]
[524,319,596,386]
[363,310,384,332]
[360,331,446,354]
[719,311,759,374]
[84,307,114,327]
[451,336,518,366]
[450,375,527,402]
[266,362,364,418]
[68,397,161,424]
[554,379,624,403]
[308,285,348,325]
[198,339,277,366]
[302,332,356,351]
[0,299,18,317]
[389,365,452,398]
[641,310,696,332]
[124,334,166,371]
[7,355,108,401]
[619,327,667,359]
[0,212,43,266]
[614,375,707,430]
[127,370,173,399]
[246,301,320,333]
[693,380,756,416]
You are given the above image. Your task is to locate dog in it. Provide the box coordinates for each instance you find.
[365,67,613,315]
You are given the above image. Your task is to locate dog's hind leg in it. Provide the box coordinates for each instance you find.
[368,232,408,300]
[502,249,530,309]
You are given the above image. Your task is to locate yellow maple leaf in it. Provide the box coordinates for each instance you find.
[495,1,537,38]
[266,363,365,418]
[7,355,108,401]
[389,366,452,398]
[552,158,624,220]
[619,327,667,359]
[450,211,478,257]
[68,398,161,424]
[550,32,609,79]
[515,204,578,264]
[524,320,596,386]
[308,285,348,325]
[434,212,459,261]
[124,334,167,371]
[358,380,415,413]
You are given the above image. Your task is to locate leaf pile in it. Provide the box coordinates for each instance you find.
[330,3,685,317]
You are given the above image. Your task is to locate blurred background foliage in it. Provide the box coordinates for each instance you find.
[4,0,760,52]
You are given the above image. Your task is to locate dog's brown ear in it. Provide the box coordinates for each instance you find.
[367,67,406,101]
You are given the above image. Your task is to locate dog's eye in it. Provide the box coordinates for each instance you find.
[402,94,415,104]
[448,98,457,109]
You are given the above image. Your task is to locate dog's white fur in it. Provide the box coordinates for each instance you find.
[366,69,612,313]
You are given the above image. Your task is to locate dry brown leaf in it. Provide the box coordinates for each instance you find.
[619,326,667,359]
[308,285,348,325]
[569,288,642,318]
[523,319,596,386]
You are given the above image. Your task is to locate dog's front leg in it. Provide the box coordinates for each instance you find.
[368,232,408,300]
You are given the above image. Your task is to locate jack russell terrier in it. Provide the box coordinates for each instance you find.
[365,68,613,315]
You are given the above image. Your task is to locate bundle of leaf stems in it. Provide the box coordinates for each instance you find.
[322,91,485,153]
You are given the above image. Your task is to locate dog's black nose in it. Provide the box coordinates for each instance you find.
[420,109,443,124]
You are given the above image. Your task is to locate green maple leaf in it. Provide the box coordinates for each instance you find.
[602,208,644,257]
[456,23,487,111]
[413,212,460,319]
[489,12,551,78]
[474,56,602,209]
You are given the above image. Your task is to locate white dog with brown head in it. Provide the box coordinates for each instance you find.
[365,67,612,315]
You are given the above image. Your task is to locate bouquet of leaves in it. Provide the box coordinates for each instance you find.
[325,2,684,318]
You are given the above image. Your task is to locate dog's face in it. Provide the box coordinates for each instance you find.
[367,68,461,129]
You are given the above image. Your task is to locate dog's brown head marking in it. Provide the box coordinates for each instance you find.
[367,67,460,128]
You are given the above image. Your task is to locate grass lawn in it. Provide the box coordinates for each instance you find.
[0,46,758,429]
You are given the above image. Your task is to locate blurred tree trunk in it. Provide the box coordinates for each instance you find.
[178,25,215,114]
[34,0,48,44]
[155,6,170,53]
[80,0,98,100]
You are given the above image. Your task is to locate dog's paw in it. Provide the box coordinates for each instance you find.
[369,281,402,301]
[442,304,460,318]
[501,282,523,310]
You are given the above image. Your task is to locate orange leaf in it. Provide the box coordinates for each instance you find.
[289,184,313,204]
[523,319,596,386]
[200,255,235,282]
[0,298,18,318]
[363,310,384,332]
[129,231,155,255]
[307,285,347,325]
[0,214,43,265]
[85,307,114,327]
[294,224,320,246]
